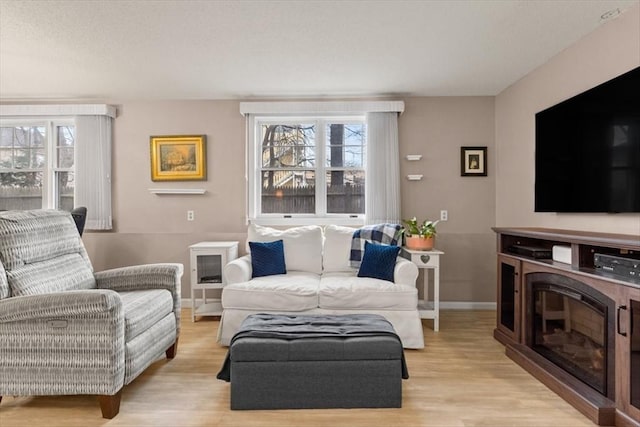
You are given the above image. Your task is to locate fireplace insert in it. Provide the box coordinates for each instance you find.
[526,273,615,398]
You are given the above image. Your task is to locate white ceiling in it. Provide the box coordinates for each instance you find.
[0,0,637,100]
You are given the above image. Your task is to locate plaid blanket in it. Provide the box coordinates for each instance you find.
[349,223,402,268]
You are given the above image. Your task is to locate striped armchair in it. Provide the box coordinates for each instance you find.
[0,209,183,418]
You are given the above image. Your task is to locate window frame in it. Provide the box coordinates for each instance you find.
[0,117,76,210]
[248,114,366,226]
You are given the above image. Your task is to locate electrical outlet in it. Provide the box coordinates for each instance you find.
[187,210,195,221]
[440,210,448,221]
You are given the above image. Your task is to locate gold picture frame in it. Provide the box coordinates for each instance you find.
[150,135,206,181]
[461,146,487,177]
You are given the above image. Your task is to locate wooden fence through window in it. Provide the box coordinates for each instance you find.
[261,184,364,214]
[0,187,73,211]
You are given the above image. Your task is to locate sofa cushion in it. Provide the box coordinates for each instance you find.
[357,242,400,282]
[222,272,320,311]
[0,209,91,271]
[349,223,403,269]
[248,224,323,274]
[323,224,357,273]
[319,273,417,310]
[249,240,287,278]
[7,253,96,297]
[119,289,174,342]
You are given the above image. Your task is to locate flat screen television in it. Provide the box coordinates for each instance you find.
[535,66,640,213]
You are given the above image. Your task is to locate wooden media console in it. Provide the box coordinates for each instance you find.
[492,227,640,426]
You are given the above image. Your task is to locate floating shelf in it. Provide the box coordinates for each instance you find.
[407,175,423,181]
[406,154,422,161]
[149,188,206,195]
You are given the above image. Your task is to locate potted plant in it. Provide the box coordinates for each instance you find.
[402,217,439,251]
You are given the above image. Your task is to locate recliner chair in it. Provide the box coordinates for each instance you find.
[0,209,183,418]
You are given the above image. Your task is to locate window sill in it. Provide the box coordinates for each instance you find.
[250,216,365,227]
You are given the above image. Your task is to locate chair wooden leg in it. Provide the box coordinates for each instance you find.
[98,389,122,419]
[166,337,179,359]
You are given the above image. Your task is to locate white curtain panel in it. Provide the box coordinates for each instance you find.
[75,115,113,230]
[365,112,400,225]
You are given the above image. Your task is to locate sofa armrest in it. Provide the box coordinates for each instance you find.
[0,290,126,396]
[394,257,419,286]
[95,263,183,334]
[0,290,122,323]
[95,263,183,293]
[224,255,252,284]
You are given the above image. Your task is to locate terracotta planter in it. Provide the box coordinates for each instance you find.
[405,235,434,251]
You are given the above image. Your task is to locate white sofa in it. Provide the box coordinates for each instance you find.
[217,224,424,349]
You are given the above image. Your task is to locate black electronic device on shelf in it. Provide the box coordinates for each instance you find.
[507,245,552,259]
[594,253,640,280]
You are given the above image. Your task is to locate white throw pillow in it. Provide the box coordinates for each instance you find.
[323,224,357,272]
[247,224,323,274]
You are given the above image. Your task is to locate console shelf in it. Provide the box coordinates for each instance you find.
[494,227,639,284]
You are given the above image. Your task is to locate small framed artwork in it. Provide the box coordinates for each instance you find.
[150,135,207,181]
[460,146,487,177]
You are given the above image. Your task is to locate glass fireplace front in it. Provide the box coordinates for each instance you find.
[527,273,615,398]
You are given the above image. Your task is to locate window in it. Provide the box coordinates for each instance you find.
[0,104,115,229]
[242,100,404,226]
[0,120,75,211]
[249,116,366,224]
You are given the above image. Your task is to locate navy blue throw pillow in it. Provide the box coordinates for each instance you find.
[249,240,287,278]
[357,241,400,282]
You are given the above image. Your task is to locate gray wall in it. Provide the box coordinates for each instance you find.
[495,3,640,235]
[20,3,640,303]
[82,96,497,304]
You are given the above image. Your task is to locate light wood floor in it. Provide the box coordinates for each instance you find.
[0,310,595,427]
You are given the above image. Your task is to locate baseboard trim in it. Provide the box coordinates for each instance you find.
[440,301,496,310]
[181,299,496,311]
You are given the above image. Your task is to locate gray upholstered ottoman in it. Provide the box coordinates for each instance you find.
[217,313,407,410]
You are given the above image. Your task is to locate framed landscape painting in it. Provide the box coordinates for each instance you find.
[460,146,487,177]
[150,135,207,181]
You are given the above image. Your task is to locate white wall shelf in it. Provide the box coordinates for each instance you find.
[149,188,206,195]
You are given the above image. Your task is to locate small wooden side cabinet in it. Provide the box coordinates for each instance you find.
[189,241,238,321]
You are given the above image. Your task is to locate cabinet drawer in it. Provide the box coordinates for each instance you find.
[409,253,440,268]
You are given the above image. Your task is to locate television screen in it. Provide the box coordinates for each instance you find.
[535,66,640,213]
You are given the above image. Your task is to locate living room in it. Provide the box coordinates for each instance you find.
[1,1,639,426]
